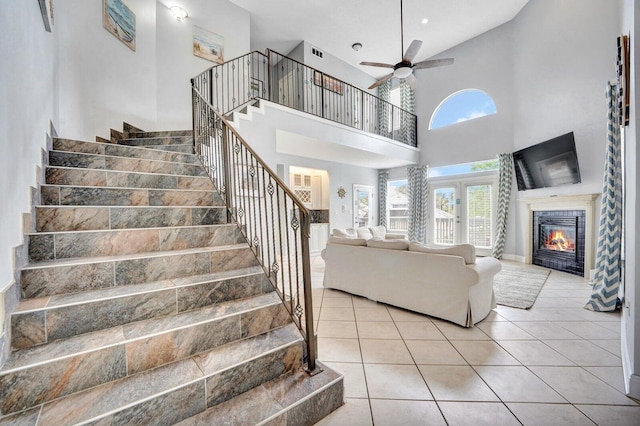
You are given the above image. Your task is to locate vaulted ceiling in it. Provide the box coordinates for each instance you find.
[229,0,529,78]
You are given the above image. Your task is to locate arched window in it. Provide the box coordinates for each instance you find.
[429,89,497,130]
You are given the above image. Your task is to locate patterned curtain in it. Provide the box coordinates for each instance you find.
[377,80,391,137]
[492,153,513,259]
[407,165,428,243]
[585,82,623,312]
[400,80,416,145]
[378,170,389,227]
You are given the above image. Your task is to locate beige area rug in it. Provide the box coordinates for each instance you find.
[493,263,551,309]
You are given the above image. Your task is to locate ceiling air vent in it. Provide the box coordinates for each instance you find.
[311,47,324,59]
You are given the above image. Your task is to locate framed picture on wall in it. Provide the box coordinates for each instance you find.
[617,34,630,126]
[193,26,224,64]
[313,71,343,95]
[250,78,263,98]
[38,0,54,32]
[103,0,136,51]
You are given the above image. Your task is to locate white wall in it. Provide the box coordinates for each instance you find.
[622,0,640,400]
[415,22,515,168]
[55,0,250,141]
[156,0,250,129]
[413,0,621,260]
[0,0,59,361]
[56,0,158,140]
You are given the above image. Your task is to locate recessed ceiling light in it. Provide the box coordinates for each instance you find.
[421,18,429,24]
[352,42,363,51]
[169,6,188,21]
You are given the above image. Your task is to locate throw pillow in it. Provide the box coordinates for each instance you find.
[366,238,410,250]
[333,228,357,239]
[356,227,373,240]
[408,242,476,264]
[328,236,368,246]
[369,225,387,239]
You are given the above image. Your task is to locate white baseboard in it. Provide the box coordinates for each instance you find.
[621,325,640,399]
[500,253,525,263]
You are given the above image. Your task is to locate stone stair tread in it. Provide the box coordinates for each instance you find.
[128,130,192,138]
[15,266,263,312]
[2,292,284,374]
[48,151,206,177]
[33,323,301,425]
[53,138,198,164]
[21,243,249,270]
[27,222,236,236]
[34,205,227,232]
[45,164,212,181]
[176,361,343,426]
[42,183,216,193]
[118,136,192,146]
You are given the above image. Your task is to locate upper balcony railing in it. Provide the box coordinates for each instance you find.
[191,50,418,147]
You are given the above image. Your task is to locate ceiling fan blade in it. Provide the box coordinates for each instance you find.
[403,40,423,63]
[368,73,394,90]
[404,73,417,90]
[360,61,395,68]
[413,58,455,70]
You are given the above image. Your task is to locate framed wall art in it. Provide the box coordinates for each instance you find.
[314,71,343,95]
[103,0,136,51]
[617,34,630,126]
[193,26,224,64]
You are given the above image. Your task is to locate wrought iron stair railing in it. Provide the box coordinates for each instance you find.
[191,49,418,373]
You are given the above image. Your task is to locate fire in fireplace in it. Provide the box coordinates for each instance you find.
[532,210,585,276]
[541,225,576,252]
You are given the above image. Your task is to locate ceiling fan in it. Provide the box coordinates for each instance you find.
[360,0,454,90]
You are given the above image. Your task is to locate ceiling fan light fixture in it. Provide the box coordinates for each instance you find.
[169,6,188,21]
[393,66,413,79]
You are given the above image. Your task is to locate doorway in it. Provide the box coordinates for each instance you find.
[429,178,496,256]
[353,184,374,228]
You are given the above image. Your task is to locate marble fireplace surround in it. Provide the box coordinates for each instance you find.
[522,194,599,278]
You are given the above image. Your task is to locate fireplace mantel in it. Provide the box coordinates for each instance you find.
[521,194,599,278]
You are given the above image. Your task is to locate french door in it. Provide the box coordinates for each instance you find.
[429,178,496,256]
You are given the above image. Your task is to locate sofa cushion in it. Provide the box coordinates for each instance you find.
[333,228,357,238]
[328,236,368,246]
[356,227,373,240]
[369,225,387,239]
[409,242,476,264]
[367,238,410,250]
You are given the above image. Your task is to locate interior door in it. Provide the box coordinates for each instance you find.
[353,184,374,228]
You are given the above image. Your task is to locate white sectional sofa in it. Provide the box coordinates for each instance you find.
[321,228,502,327]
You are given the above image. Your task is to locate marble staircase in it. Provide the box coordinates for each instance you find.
[0,126,343,424]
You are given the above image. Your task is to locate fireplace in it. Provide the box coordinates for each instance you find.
[532,210,585,276]
[523,195,598,279]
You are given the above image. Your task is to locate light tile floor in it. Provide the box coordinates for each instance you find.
[310,257,640,425]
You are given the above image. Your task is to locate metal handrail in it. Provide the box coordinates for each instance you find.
[265,49,418,147]
[191,85,318,372]
[190,49,418,373]
[191,50,418,147]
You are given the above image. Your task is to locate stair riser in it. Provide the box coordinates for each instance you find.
[35,206,226,232]
[1,303,291,416]
[205,344,302,408]
[0,345,127,415]
[29,225,244,261]
[49,151,207,177]
[12,274,270,349]
[41,186,222,207]
[21,246,259,298]
[118,136,193,146]
[45,167,214,191]
[54,139,198,164]
[130,130,192,138]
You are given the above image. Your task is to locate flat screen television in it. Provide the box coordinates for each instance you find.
[512,132,581,191]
